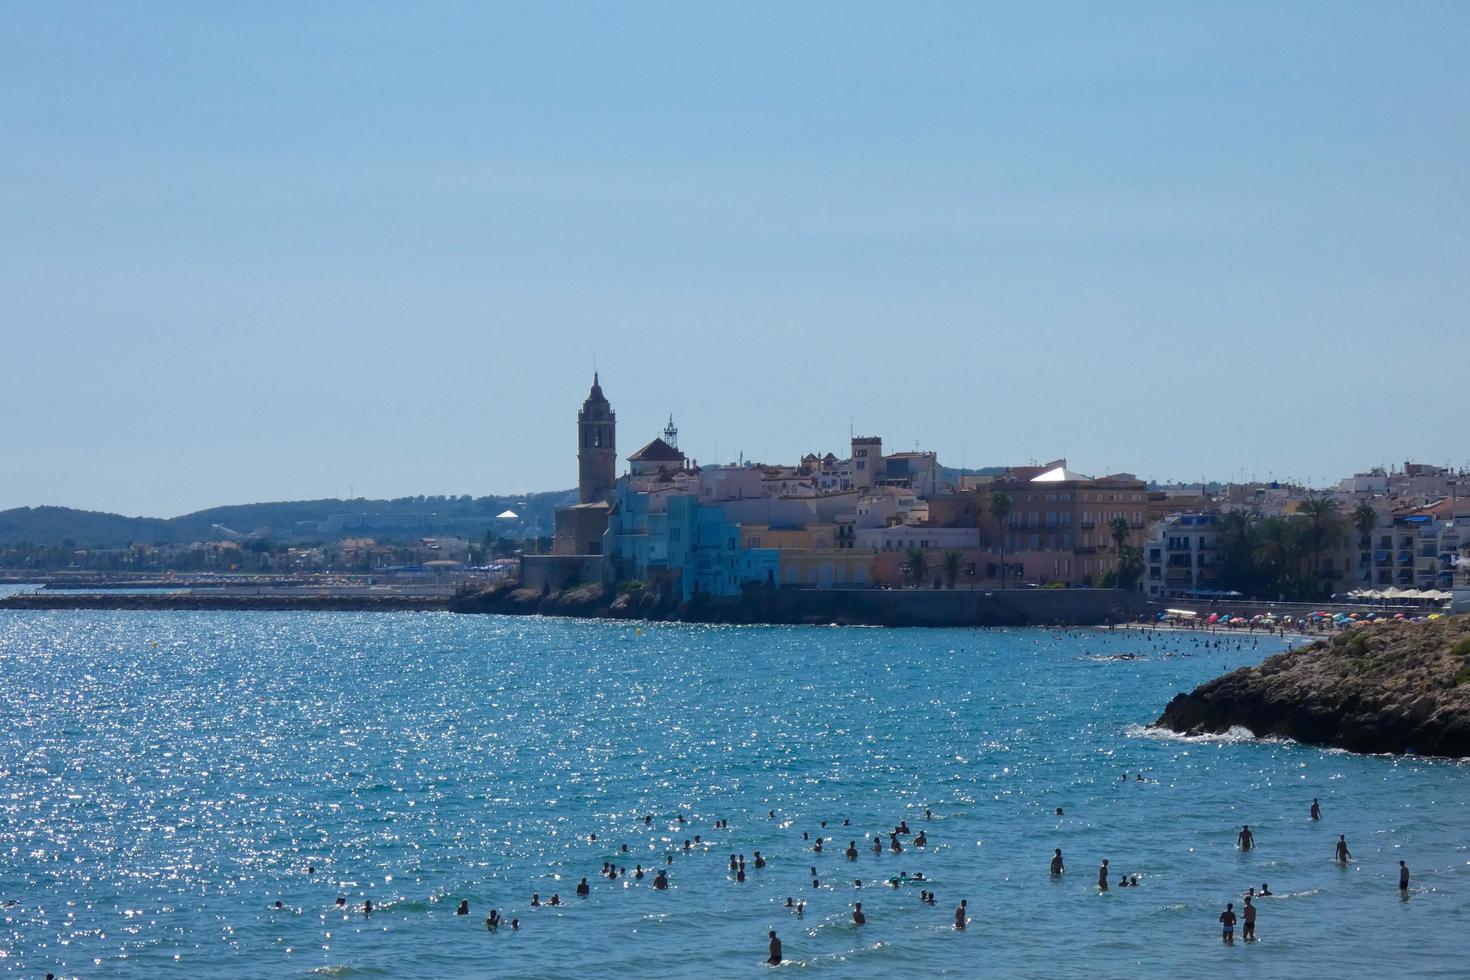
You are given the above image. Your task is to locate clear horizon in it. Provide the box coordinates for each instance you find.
[4,3,1467,515]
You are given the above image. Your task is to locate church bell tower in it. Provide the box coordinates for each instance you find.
[577,373,616,503]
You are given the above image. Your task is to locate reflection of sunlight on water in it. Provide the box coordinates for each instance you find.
[0,615,1465,977]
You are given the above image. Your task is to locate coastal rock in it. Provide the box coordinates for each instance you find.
[1154,616,1470,758]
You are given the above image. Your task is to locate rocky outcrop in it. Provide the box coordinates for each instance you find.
[1155,615,1470,758]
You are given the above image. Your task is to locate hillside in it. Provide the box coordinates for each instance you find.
[0,491,575,547]
[1155,616,1470,758]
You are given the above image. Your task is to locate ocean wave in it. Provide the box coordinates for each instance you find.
[1123,722,1287,746]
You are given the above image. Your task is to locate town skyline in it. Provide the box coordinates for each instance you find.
[4,4,1468,515]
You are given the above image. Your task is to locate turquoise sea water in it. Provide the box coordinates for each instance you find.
[1,611,1467,978]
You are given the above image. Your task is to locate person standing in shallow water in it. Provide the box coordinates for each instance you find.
[1098,859,1109,890]
[1335,835,1351,863]
[1237,825,1254,852]
[1050,849,1064,876]
[1219,902,1236,942]
[1310,798,1322,820]
[1241,896,1257,941]
[852,902,865,925]
[1399,861,1410,893]
[767,929,782,966]
[955,899,967,929]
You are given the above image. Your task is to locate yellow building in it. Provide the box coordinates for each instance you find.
[740,524,876,587]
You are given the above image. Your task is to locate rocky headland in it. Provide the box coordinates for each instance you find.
[1155,615,1470,758]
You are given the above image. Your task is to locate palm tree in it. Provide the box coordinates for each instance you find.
[1298,492,1345,588]
[989,491,1013,587]
[904,548,929,588]
[1216,510,1256,592]
[1108,515,1130,580]
[942,549,963,589]
[1352,501,1377,547]
[1254,516,1302,599]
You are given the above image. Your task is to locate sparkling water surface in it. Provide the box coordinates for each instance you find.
[1,611,1467,978]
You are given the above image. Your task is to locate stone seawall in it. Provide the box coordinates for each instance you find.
[452,585,1149,628]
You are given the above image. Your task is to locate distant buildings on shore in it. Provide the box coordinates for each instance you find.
[522,376,1470,611]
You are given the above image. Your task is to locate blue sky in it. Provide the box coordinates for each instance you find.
[2,2,1467,515]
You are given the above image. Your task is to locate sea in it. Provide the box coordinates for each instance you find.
[1,608,1467,978]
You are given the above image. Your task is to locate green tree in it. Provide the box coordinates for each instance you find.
[1108,515,1130,583]
[904,548,930,588]
[1116,545,1144,590]
[1108,515,1130,553]
[989,490,1014,587]
[942,549,963,590]
[1216,510,1257,592]
[1352,501,1378,545]
[1299,492,1345,591]
[1253,516,1303,599]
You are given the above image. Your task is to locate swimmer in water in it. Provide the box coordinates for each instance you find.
[955,899,967,929]
[1056,807,1063,816]
[653,870,669,890]
[336,897,346,908]
[531,893,540,906]
[1310,798,1322,821]
[1258,882,1270,896]
[487,909,501,929]
[1238,825,1255,852]
[785,897,794,908]
[754,851,765,869]
[456,899,469,915]
[846,841,859,860]
[852,902,865,925]
[577,878,590,896]
[915,831,927,847]
[1098,859,1109,890]
[364,899,373,915]
[549,894,562,906]
[1131,876,1139,886]
[274,900,282,909]
[767,929,782,966]
[1051,848,1065,875]
[635,866,644,880]
[872,837,883,854]
[511,918,519,931]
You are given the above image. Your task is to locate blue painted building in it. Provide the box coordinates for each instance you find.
[604,483,780,601]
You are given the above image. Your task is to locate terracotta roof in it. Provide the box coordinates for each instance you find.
[628,437,685,462]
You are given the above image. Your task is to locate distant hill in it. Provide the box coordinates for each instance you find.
[0,491,575,547]
[940,465,1007,487]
